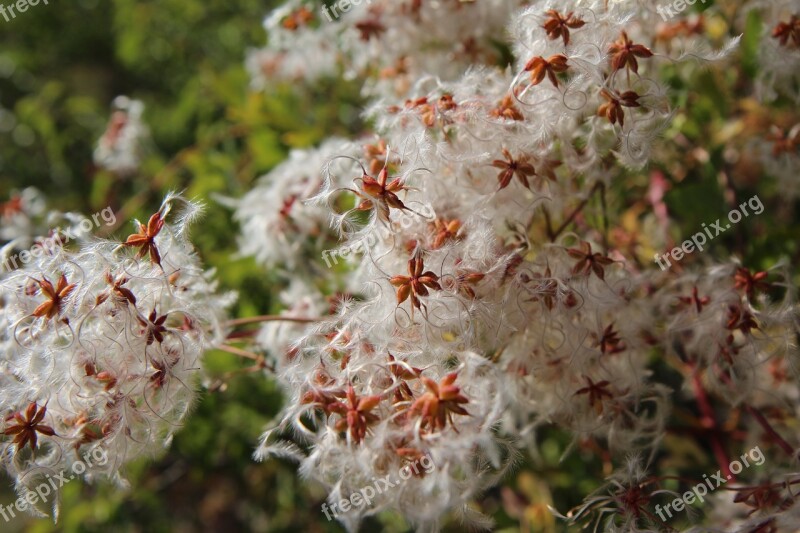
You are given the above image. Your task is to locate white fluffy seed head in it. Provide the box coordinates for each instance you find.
[0,194,233,517]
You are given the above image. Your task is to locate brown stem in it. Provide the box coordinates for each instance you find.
[217,344,260,361]
[717,369,796,458]
[543,207,554,241]
[598,182,609,252]
[217,344,275,373]
[689,365,735,480]
[225,329,259,340]
[744,404,796,458]
[550,181,602,242]
[224,315,318,328]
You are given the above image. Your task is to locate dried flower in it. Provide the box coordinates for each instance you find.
[32,274,75,320]
[574,377,614,415]
[355,167,411,222]
[597,89,641,127]
[525,54,569,87]
[331,386,381,443]
[734,268,770,298]
[390,255,442,313]
[609,31,653,74]
[567,241,614,280]
[772,15,800,48]
[542,10,585,46]
[492,148,537,189]
[408,373,470,432]
[123,211,165,266]
[137,308,169,345]
[3,403,56,452]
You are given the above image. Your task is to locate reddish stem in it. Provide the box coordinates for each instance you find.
[218,344,274,373]
[743,404,796,458]
[225,315,318,328]
[549,181,602,242]
[689,366,735,481]
[717,369,796,459]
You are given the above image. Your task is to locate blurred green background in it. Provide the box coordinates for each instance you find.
[0,1,798,532]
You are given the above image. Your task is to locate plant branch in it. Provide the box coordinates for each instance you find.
[550,181,603,242]
[689,365,735,480]
[224,315,318,328]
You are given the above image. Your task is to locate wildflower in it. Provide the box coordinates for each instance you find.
[678,286,710,313]
[1,194,232,515]
[444,269,485,299]
[355,17,387,42]
[93,96,148,175]
[430,218,462,249]
[137,308,169,345]
[490,94,524,121]
[726,304,758,335]
[733,268,770,298]
[594,324,626,356]
[98,272,137,306]
[281,6,313,30]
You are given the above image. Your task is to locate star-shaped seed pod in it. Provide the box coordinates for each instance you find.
[525,54,569,87]
[32,274,76,321]
[123,212,165,266]
[137,308,169,345]
[390,255,442,314]
[567,241,614,280]
[542,9,585,46]
[330,386,381,444]
[408,373,470,432]
[609,31,653,74]
[3,402,56,452]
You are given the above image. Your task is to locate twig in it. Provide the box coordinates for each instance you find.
[717,369,796,459]
[743,404,796,458]
[550,182,603,242]
[224,315,318,328]
[598,182,609,252]
[689,365,735,480]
